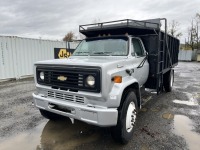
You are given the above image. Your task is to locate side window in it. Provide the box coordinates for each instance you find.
[132,38,144,56]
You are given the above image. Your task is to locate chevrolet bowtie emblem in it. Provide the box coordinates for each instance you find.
[57,76,67,81]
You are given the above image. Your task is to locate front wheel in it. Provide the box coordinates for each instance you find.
[111,90,138,144]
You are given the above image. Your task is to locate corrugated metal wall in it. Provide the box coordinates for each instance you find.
[197,50,200,62]
[178,50,197,61]
[0,36,79,80]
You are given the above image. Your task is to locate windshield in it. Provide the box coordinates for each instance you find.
[73,37,128,56]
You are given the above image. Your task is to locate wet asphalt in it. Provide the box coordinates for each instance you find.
[0,62,200,150]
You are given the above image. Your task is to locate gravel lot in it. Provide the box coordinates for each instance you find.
[0,62,200,150]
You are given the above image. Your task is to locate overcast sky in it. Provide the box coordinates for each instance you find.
[0,0,199,43]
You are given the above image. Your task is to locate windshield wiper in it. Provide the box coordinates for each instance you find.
[92,52,112,55]
[74,52,90,56]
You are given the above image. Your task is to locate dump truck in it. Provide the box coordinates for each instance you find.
[32,18,180,144]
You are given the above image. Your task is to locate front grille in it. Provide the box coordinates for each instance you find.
[44,71,83,87]
[37,66,101,92]
[47,91,85,104]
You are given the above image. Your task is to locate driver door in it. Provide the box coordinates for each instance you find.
[131,38,149,86]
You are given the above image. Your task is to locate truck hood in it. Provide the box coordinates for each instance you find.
[35,56,128,68]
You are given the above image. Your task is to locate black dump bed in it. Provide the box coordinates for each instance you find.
[79,19,180,93]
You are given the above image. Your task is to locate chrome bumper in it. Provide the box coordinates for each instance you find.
[32,93,118,127]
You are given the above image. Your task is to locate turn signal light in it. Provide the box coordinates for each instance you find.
[113,76,122,83]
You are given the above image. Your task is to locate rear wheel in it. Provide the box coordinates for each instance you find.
[163,69,174,92]
[39,109,64,120]
[111,90,138,144]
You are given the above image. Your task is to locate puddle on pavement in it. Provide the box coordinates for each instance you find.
[173,92,199,106]
[193,93,200,100]
[173,115,200,150]
[150,107,160,112]
[141,95,153,106]
[162,113,174,120]
[188,109,199,116]
[179,72,193,78]
[140,108,148,112]
[140,144,149,150]
[140,107,160,112]
[173,99,198,106]
[0,119,102,150]
[0,122,46,150]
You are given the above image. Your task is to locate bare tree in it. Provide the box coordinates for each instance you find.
[196,13,200,50]
[186,14,200,50]
[168,20,182,38]
[196,13,200,20]
[187,22,195,50]
[63,31,76,41]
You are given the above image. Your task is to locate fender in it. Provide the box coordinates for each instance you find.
[109,76,141,108]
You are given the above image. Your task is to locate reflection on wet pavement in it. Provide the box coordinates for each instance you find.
[140,144,149,150]
[162,113,174,120]
[150,107,160,112]
[38,119,102,150]
[173,99,198,106]
[0,122,46,150]
[173,115,200,150]
[140,108,148,112]
[0,119,104,150]
[172,92,199,106]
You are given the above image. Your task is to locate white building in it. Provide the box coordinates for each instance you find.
[0,36,79,81]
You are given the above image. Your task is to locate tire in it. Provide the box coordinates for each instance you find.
[39,109,64,120]
[111,90,138,144]
[163,69,174,92]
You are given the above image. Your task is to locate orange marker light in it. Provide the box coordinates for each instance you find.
[113,76,122,83]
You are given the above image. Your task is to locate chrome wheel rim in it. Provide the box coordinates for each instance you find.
[126,102,136,132]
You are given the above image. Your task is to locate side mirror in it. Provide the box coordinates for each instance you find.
[126,69,134,76]
[146,52,148,59]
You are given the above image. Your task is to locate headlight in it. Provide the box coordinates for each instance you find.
[86,75,95,87]
[40,71,44,80]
